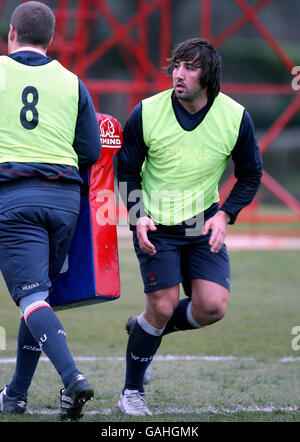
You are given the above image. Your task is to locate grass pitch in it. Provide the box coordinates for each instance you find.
[0,240,299,423]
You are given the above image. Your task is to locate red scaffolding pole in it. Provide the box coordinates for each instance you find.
[214,0,300,222]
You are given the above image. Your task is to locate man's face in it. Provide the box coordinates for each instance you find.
[172,59,203,103]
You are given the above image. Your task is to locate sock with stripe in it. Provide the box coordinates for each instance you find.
[24,301,80,387]
[124,314,163,393]
[6,317,41,399]
[162,298,203,335]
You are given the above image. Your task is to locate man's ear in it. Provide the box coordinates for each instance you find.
[8,24,16,42]
[45,35,53,52]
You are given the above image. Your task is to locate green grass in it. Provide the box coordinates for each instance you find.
[0,241,299,423]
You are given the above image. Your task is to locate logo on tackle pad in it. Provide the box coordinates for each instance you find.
[100,117,122,147]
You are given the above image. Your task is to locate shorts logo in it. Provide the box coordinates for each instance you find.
[147,271,157,286]
[22,282,40,291]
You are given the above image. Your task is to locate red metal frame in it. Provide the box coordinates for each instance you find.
[1,0,299,223]
[199,0,300,222]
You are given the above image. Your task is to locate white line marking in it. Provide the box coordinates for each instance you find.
[28,405,298,416]
[0,355,253,364]
[0,354,299,364]
[279,356,300,362]
[154,355,254,361]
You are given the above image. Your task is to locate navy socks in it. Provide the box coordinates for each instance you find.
[7,301,80,399]
[163,298,203,335]
[24,302,80,388]
[124,316,163,392]
[6,318,41,399]
[124,301,203,392]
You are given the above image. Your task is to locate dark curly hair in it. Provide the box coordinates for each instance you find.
[167,37,222,99]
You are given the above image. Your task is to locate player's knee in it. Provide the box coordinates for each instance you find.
[154,301,176,325]
[192,301,227,326]
[158,302,176,323]
[145,286,179,328]
[207,303,226,322]
[146,298,178,329]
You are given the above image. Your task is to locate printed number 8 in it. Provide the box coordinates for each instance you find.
[20,86,39,130]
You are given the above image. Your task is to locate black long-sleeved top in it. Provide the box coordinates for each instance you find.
[0,50,101,184]
[117,92,262,226]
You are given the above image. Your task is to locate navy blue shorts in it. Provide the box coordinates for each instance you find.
[0,181,80,306]
[133,204,230,295]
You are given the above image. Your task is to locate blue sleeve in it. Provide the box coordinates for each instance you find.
[116,102,148,226]
[73,80,101,173]
[221,110,263,223]
[117,102,148,174]
[231,110,263,176]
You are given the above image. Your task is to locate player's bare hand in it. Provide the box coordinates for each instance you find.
[136,216,157,255]
[202,210,230,253]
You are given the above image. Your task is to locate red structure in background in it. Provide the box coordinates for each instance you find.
[0,0,299,224]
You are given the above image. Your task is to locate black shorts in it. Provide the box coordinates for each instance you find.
[0,184,80,305]
[133,204,230,295]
